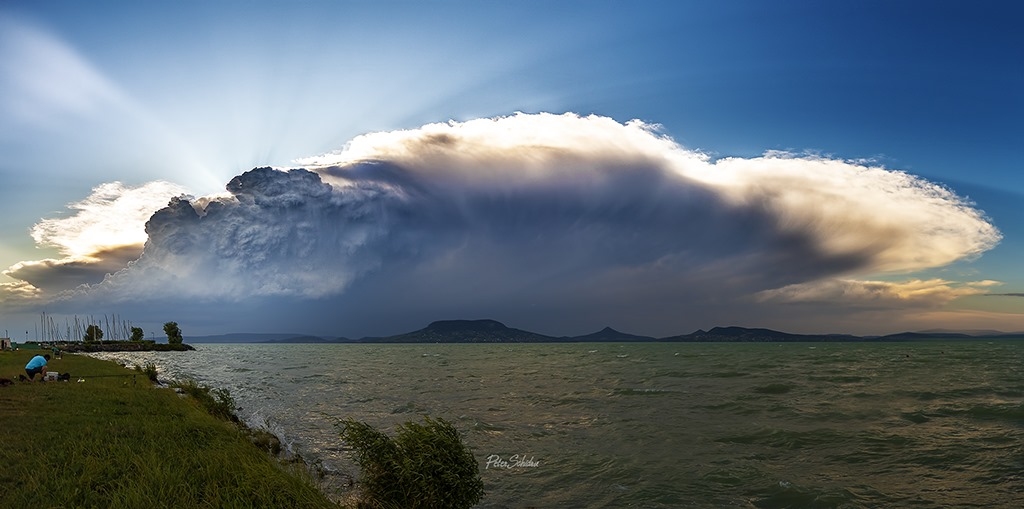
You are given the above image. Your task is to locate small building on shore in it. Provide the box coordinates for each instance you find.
[1,337,11,350]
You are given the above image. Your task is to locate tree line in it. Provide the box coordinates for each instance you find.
[83,321,183,345]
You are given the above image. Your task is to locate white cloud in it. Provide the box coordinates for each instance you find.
[86,171,391,300]
[31,181,189,259]
[702,154,999,272]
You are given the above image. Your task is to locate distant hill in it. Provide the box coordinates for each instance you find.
[880,331,974,341]
[368,322,881,343]
[661,326,861,343]
[883,331,1024,341]
[567,326,657,342]
[188,322,1024,344]
[372,319,557,343]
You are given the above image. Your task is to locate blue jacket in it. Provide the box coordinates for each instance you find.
[25,355,47,370]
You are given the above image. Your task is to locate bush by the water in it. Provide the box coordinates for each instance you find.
[339,416,484,509]
[134,362,159,383]
[171,378,239,422]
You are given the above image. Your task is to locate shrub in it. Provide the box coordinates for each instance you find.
[339,416,484,509]
[171,379,239,422]
[249,428,283,456]
[134,363,159,383]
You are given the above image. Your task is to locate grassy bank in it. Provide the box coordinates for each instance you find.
[0,350,338,508]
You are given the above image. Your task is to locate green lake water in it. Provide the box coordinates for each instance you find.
[93,341,1024,508]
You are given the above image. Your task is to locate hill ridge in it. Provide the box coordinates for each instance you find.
[185,321,1024,344]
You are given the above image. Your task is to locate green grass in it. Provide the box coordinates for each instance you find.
[0,350,338,509]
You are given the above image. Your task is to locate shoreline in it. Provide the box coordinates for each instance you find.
[36,340,196,352]
[0,349,341,508]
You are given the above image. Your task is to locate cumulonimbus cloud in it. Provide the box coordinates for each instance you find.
[92,114,999,294]
[302,113,1000,275]
[31,112,1002,334]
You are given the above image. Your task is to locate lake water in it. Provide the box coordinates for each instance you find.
[90,341,1024,508]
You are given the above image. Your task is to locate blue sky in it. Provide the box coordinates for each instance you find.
[1,1,1021,338]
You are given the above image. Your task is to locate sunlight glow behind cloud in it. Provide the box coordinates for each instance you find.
[31,181,189,258]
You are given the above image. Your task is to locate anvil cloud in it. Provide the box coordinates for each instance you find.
[9,113,1002,336]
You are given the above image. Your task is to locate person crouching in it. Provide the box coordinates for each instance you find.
[25,354,51,381]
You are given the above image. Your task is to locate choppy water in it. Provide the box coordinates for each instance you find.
[91,341,1024,508]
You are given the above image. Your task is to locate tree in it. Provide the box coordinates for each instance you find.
[84,324,104,342]
[163,322,183,345]
[130,326,145,342]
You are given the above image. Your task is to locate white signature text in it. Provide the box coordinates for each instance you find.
[485,454,540,469]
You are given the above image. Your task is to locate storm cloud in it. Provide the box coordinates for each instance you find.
[40,113,1001,335]
[4,245,143,291]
